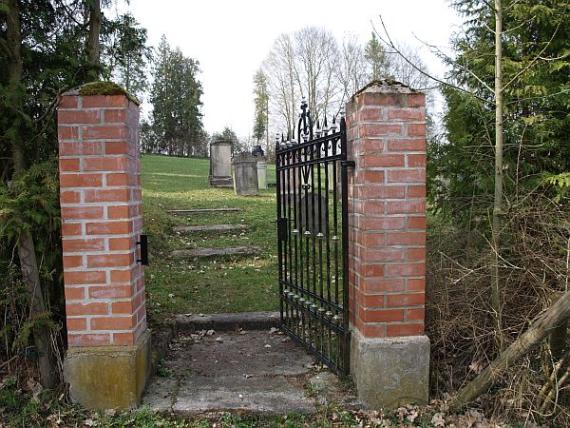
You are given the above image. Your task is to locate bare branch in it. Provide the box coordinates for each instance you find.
[373,15,489,104]
[412,33,495,95]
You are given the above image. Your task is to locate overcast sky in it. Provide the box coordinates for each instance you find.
[114,0,462,138]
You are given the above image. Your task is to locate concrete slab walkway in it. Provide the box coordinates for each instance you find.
[168,208,242,215]
[143,329,358,415]
[173,224,247,233]
[171,246,261,259]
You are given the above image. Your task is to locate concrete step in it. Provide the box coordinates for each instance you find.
[173,224,247,233]
[171,246,261,259]
[174,311,280,332]
[168,208,242,216]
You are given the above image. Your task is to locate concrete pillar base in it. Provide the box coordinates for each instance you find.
[64,330,151,409]
[350,330,430,409]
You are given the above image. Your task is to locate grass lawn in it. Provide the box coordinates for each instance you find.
[140,154,279,323]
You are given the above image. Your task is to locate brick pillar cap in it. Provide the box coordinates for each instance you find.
[353,79,423,98]
[61,81,140,105]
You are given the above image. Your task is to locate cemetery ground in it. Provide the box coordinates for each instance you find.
[140,154,279,322]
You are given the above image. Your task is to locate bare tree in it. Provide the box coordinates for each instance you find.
[263,34,298,137]
[294,27,339,124]
[385,43,430,90]
[337,35,368,104]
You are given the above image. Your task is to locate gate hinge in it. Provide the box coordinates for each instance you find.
[341,160,355,168]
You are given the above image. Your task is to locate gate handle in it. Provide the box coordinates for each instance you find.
[137,234,149,266]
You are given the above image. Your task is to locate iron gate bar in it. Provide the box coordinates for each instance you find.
[276,99,350,376]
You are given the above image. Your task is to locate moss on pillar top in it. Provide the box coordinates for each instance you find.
[353,79,422,96]
[72,81,140,105]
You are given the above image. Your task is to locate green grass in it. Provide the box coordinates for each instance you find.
[141,154,279,322]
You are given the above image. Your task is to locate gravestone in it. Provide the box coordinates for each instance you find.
[297,192,328,234]
[232,154,258,196]
[209,140,232,187]
[256,158,268,190]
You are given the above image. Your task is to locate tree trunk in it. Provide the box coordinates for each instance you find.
[449,289,570,411]
[17,233,57,388]
[85,0,101,81]
[491,0,504,350]
[4,0,57,389]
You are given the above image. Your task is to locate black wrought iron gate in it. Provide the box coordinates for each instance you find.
[275,100,350,375]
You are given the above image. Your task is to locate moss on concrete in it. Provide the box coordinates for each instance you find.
[78,81,140,105]
[64,331,151,409]
[350,331,430,409]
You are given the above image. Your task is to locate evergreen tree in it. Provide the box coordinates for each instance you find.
[433,0,570,219]
[252,69,269,149]
[102,13,152,100]
[148,35,204,156]
[364,33,387,80]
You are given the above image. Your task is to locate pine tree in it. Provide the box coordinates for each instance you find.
[252,69,269,149]
[364,33,387,80]
[148,36,204,156]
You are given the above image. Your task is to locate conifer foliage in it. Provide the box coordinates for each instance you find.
[142,35,206,157]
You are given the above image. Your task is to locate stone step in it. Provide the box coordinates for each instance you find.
[173,224,247,233]
[171,246,261,259]
[174,311,280,332]
[168,207,242,216]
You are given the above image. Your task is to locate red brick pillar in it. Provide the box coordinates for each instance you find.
[346,81,429,409]
[57,83,150,409]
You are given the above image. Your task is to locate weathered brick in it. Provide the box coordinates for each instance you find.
[89,285,133,299]
[63,238,105,252]
[66,317,87,331]
[84,125,128,140]
[66,302,109,316]
[359,308,405,323]
[386,322,424,336]
[385,263,425,277]
[112,332,135,345]
[91,316,135,330]
[61,206,104,220]
[65,271,106,285]
[83,157,128,172]
[82,95,128,108]
[84,188,130,203]
[59,95,79,109]
[386,292,425,307]
[58,110,100,124]
[361,154,405,168]
[63,255,83,269]
[387,169,425,184]
[68,333,111,347]
[59,158,80,172]
[387,139,426,152]
[60,190,81,204]
[86,221,132,235]
[87,253,132,268]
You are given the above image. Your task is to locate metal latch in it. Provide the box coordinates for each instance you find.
[137,234,149,266]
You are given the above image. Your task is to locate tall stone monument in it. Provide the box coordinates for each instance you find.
[209,139,232,187]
